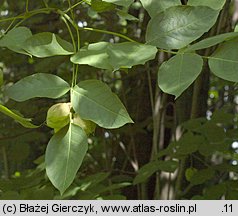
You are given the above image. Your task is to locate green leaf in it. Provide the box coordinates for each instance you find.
[0,27,32,55]
[158,53,203,98]
[172,132,203,156]
[197,122,226,143]
[23,33,74,58]
[103,0,133,7]
[0,173,42,191]
[226,190,238,200]
[198,142,228,157]
[0,191,22,200]
[227,129,238,140]
[140,0,181,18]
[185,168,197,181]
[181,118,206,131]
[92,182,131,194]
[0,104,39,128]
[133,161,161,184]
[99,195,127,200]
[5,73,70,102]
[146,6,219,50]
[225,181,238,200]
[72,79,133,129]
[211,109,234,124]
[91,0,115,12]
[186,32,238,52]
[204,184,226,199]
[188,0,225,10]
[208,38,238,82]
[235,24,238,32]
[45,123,88,194]
[157,160,179,172]
[133,160,178,184]
[71,42,112,70]
[196,123,227,156]
[191,195,205,200]
[107,42,157,70]
[116,9,138,21]
[189,168,215,185]
[70,42,157,70]
[79,172,110,191]
[22,186,54,200]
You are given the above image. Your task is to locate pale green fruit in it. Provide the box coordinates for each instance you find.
[46,103,71,130]
[73,114,96,135]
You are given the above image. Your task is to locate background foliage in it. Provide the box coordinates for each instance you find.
[1,0,238,200]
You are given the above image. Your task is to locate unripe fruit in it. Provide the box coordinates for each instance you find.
[46,103,71,131]
[73,114,96,135]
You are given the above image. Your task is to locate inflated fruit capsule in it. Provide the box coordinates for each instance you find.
[46,103,71,131]
[73,114,96,135]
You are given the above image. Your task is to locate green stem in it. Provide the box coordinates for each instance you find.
[65,0,80,86]
[26,0,29,13]
[65,1,84,13]
[0,8,54,24]
[60,10,81,49]
[71,64,76,88]
[74,64,79,85]
[76,27,80,51]
[57,10,80,50]
[81,27,136,42]
[0,15,25,23]
[153,172,160,199]
[4,18,17,33]
[158,48,178,55]
[60,15,76,87]
[61,16,76,52]
[67,0,74,20]
[42,0,49,8]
